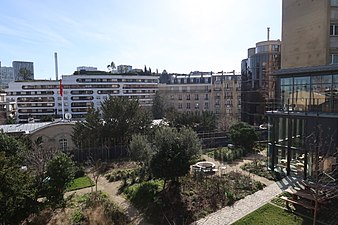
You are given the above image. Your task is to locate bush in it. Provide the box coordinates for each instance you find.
[123,180,164,209]
[71,209,86,225]
[74,165,85,178]
[106,168,140,182]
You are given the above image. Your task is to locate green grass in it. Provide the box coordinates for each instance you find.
[232,203,313,225]
[67,176,94,191]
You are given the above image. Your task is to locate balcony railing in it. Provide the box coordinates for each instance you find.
[268,97,338,114]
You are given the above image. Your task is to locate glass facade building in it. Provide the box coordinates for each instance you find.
[267,65,338,180]
[241,40,281,126]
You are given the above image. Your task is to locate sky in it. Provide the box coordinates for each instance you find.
[0,0,282,79]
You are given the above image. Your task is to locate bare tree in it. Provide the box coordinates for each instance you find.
[24,137,61,200]
[88,157,107,193]
[305,126,338,225]
[25,137,60,176]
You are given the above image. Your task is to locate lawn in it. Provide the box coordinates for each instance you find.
[67,176,94,191]
[232,203,313,225]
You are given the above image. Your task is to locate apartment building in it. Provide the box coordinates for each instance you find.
[159,71,241,128]
[6,71,158,123]
[12,61,34,80]
[267,0,338,180]
[0,66,14,90]
[0,61,34,90]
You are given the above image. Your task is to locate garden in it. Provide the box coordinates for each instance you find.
[206,146,246,163]
[240,159,286,181]
[119,171,265,224]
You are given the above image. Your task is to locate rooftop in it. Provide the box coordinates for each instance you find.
[274,64,338,76]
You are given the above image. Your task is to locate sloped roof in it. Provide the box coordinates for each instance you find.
[0,122,53,134]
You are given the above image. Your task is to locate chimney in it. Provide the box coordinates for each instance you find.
[267,27,270,41]
[54,52,59,80]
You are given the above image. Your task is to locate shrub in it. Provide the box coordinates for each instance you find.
[74,164,85,178]
[71,209,86,225]
[123,180,164,209]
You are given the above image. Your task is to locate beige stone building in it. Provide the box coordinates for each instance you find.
[282,0,338,68]
[158,71,241,129]
[0,121,75,151]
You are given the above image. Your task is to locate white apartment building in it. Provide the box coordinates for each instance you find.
[6,72,158,123]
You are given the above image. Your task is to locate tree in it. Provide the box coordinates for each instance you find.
[165,110,216,132]
[129,134,153,165]
[72,108,104,149]
[152,91,165,119]
[229,122,258,151]
[107,61,116,72]
[150,127,201,188]
[24,137,61,197]
[45,152,75,205]
[0,152,37,225]
[18,68,32,80]
[100,96,151,144]
[0,134,37,224]
[72,96,152,160]
[88,158,107,193]
[304,126,338,225]
[0,133,26,158]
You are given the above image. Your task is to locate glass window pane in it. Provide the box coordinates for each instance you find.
[281,77,293,85]
[333,74,338,83]
[294,76,310,85]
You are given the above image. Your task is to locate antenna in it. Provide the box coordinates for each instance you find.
[54,52,58,80]
[267,27,270,41]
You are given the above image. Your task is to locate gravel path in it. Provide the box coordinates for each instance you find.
[66,175,150,225]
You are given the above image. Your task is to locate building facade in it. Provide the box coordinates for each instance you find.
[241,40,281,126]
[281,0,338,68]
[5,71,158,123]
[0,61,34,90]
[12,61,34,81]
[267,0,338,180]
[159,71,241,129]
[0,66,14,90]
[0,121,76,152]
[267,65,338,180]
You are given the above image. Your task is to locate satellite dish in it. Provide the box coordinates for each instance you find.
[65,113,72,120]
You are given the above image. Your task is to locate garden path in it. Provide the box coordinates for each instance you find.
[66,175,150,225]
[191,176,300,225]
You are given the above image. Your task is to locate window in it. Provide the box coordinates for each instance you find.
[330,24,338,36]
[186,94,190,100]
[178,95,182,100]
[186,102,190,109]
[59,138,68,151]
[178,103,182,109]
[331,54,338,64]
[195,94,199,100]
[204,102,209,109]
[331,0,338,6]
[205,94,209,100]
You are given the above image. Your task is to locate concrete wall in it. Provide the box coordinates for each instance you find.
[282,0,330,68]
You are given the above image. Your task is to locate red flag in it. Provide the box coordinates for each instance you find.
[60,79,63,96]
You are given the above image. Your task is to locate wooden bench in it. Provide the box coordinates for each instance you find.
[280,196,315,212]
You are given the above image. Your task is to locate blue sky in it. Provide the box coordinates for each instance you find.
[0,0,281,79]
